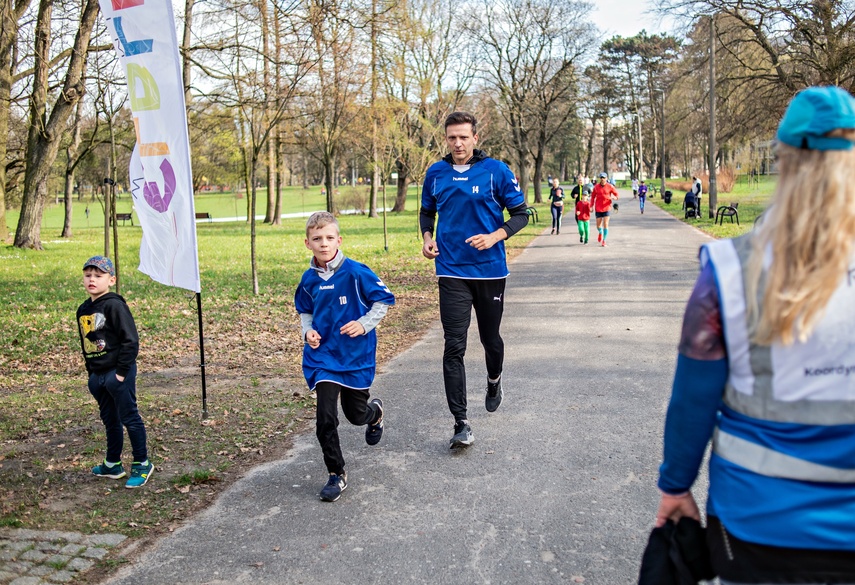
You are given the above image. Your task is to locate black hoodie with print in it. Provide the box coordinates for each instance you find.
[76,292,139,376]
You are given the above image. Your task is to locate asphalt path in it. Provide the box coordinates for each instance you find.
[107,191,713,585]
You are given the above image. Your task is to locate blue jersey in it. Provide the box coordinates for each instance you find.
[422,156,525,279]
[294,258,395,391]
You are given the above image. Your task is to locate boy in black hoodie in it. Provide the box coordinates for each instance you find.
[77,256,153,488]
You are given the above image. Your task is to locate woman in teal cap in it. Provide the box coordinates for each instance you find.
[652,86,855,583]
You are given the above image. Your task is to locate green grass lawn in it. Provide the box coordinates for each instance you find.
[6,184,423,232]
[0,197,542,539]
[654,174,777,238]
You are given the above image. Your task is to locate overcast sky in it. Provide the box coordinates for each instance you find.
[589,0,676,39]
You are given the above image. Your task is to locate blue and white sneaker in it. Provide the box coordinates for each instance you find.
[365,399,384,446]
[92,461,126,480]
[319,473,347,502]
[125,460,154,489]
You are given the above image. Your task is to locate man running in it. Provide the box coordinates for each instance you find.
[420,111,529,449]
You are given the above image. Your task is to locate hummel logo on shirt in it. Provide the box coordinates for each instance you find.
[319,284,334,290]
[453,176,469,181]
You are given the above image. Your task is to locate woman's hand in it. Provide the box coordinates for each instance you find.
[654,491,701,528]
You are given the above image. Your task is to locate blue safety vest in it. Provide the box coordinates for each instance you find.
[702,234,855,550]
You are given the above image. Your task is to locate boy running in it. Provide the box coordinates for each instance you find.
[638,180,648,214]
[575,190,592,244]
[295,212,395,502]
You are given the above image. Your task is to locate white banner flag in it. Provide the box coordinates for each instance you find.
[99,0,201,293]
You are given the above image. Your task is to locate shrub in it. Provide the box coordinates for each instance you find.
[337,187,368,214]
[717,166,736,193]
[666,167,736,194]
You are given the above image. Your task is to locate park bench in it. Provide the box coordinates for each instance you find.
[195,212,213,222]
[525,206,539,224]
[114,212,133,226]
[715,202,739,226]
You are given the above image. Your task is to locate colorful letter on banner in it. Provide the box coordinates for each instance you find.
[98,0,201,293]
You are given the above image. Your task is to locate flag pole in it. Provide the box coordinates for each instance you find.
[196,291,208,419]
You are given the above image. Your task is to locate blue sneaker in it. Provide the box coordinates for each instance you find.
[125,461,154,489]
[92,461,126,479]
[319,473,347,502]
[365,399,384,446]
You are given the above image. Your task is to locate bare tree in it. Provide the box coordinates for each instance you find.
[0,0,33,241]
[191,0,313,293]
[14,0,100,249]
[378,0,470,212]
[471,0,593,203]
[302,0,367,214]
[656,0,855,96]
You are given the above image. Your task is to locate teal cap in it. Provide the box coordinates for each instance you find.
[777,86,855,151]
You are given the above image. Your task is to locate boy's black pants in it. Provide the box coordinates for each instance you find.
[438,277,505,423]
[315,382,380,475]
[88,364,148,463]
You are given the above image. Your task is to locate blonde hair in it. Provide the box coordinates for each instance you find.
[745,129,855,345]
[305,211,339,236]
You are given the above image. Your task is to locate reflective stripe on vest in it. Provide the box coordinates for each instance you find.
[713,428,855,483]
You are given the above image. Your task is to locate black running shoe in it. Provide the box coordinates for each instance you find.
[450,420,473,449]
[486,377,503,412]
[365,398,384,446]
[319,472,347,502]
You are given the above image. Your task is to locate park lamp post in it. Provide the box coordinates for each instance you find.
[708,13,718,219]
[636,109,644,181]
[654,89,665,197]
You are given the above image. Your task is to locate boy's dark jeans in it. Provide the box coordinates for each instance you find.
[315,382,379,475]
[88,364,148,463]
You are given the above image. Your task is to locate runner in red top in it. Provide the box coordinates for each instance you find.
[591,173,619,246]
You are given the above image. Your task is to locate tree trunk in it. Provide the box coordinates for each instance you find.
[585,115,598,178]
[249,160,259,294]
[182,0,193,103]
[324,151,335,213]
[532,149,545,204]
[62,169,74,238]
[14,0,98,249]
[272,129,282,225]
[0,0,31,242]
[242,146,251,221]
[264,139,275,222]
[14,0,53,249]
[392,157,408,212]
[260,0,275,224]
[368,0,378,218]
[602,117,610,174]
[61,99,84,238]
[514,147,528,204]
